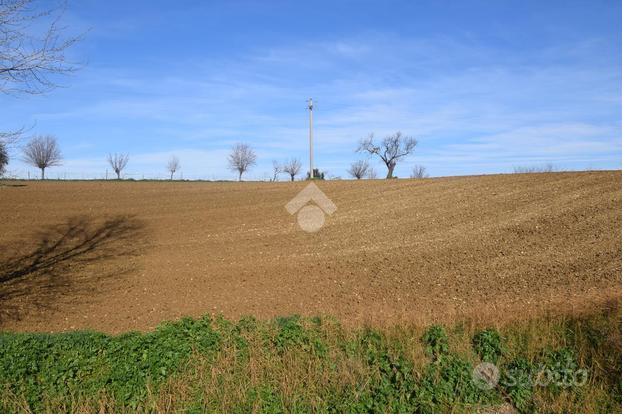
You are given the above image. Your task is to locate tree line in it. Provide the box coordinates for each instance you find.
[0,1,592,183]
[0,1,431,182]
[1,132,429,181]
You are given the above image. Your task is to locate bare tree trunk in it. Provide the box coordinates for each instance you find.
[41,167,45,180]
[290,174,295,182]
[386,163,395,179]
[116,171,121,179]
[239,171,242,181]
[170,172,173,180]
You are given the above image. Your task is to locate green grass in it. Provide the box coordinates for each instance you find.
[1,307,621,413]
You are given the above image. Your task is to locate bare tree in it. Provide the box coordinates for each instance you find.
[1,0,82,96]
[357,132,417,179]
[0,141,8,176]
[22,135,62,179]
[0,128,23,147]
[228,143,256,181]
[271,160,282,182]
[166,155,180,180]
[282,158,302,181]
[367,167,378,179]
[107,153,129,180]
[1,1,82,148]
[513,163,555,174]
[410,165,429,179]
[347,159,369,179]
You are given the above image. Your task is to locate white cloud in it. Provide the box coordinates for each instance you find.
[3,32,621,179]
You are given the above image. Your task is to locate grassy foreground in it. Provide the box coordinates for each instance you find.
[1,305,621,413]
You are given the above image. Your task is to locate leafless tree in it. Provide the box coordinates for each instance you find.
[0,141,8,176]
[410,165,429,179]
[228,143,256,181]
[513,163,555,174]
[271,160,282,182]
[347,159,369,179]
[0,128,23,147]
[1,1,82,146]
[357,132,417,179]
[166,155,180,180]
[367,167,378,179]
[1,0,82,96]
[107,153,129,179]
[282,158,302,181]
[22,135,62,179]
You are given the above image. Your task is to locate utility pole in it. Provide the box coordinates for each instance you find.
[308,98,314,179]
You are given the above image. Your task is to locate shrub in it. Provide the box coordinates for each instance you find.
[513,163,555,173]
[0,315,615,412]
[418,354,499,408]
[473,328,505,363]
[540,347,581,393]
[272,315,326,356]
[421,325,449,360]
[0,316,221,410]
[501,357,535,413]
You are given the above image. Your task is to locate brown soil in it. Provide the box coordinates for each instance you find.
[1,171,621,334]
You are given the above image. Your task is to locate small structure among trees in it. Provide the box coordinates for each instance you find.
[307,168,325,180]
[22,135,62,179]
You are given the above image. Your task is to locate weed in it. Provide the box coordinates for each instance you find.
[473,328,505,363]
[0,315,220,411]
[0,311,620,413]
[421,325,449,361]
[273,315,327,357]
[501,357,535,413]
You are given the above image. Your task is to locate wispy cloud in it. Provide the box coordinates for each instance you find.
[3,29,621,179]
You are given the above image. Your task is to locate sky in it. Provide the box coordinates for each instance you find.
[2,0,622,180]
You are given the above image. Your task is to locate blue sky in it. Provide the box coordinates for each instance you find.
[3,0,622,179]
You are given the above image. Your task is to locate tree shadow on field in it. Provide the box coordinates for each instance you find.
[0,183,27,187]
[0,215,147,326]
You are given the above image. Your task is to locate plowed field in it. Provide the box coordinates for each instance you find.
[1,171,621,333]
